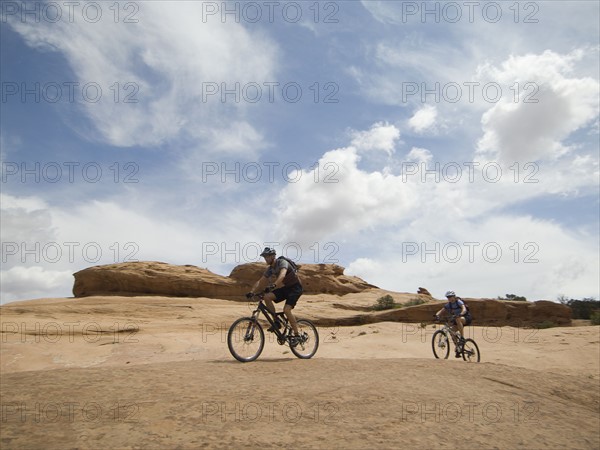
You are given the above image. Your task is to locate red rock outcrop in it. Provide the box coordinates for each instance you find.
[311,298,572,327]
[417,287,432,296]
[72,262,571,326]
[229,262,377,295]
[72,261,242,298]
[73,261,376,299]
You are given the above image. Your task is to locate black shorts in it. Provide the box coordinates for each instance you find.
[272,283,303,308]
[454,314,472,326]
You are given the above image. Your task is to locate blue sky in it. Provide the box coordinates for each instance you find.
[1,1,599,303]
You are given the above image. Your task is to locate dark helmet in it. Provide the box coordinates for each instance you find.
[260,247,276,257]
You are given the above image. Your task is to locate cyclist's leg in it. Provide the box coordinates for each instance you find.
[456,316,466,338]
[263,292,277,317]
[283,284,303,335]
[284,304,298,335]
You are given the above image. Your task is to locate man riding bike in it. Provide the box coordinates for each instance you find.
[247,247,303,344]
[434,291,472,358]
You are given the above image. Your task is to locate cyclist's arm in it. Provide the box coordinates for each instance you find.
[272,268,287,289]
[251,276,270,294]
[459,304,467,316]
[435,307,445,317]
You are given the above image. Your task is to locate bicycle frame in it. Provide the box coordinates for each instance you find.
[249,297,290,341]
[437,317,463,345]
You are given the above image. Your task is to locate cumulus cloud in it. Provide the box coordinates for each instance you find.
[476,50,599,163]
[408,105,437,133]
[275,123,416,245]
[273,117,598,299]
[346,215,599,300]
[405,147,433,164]
[350,122,400,155]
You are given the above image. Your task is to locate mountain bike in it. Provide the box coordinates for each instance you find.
[227,292,319,362]
[432,315,480,362]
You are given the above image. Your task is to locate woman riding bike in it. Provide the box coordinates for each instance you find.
[434,291,472,358]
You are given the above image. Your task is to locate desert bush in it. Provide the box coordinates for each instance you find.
[536,320,557,329]
[403,297,426,307]
[591,311,600,326]
[559,297,599,320]
[372,295,396,311]
[497,294,527,301]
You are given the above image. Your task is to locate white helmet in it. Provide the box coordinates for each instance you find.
[445,290,456,298]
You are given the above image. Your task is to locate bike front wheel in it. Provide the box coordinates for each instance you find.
[432,330,450,359]
[290,319,319,359]
[461,338,480,363]
[227,317,265,362]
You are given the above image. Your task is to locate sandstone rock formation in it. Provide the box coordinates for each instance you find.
[417,287,432,296]
[73,261,377,299]
[312,298,572,327]
[229,262,377,295]
[72,261,242,298]
[72,262,571,327]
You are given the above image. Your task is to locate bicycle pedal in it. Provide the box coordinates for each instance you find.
[288,335,301,347]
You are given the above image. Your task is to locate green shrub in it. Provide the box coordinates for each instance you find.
[536,320,557,329]
[372,294,396,311]
[497,294,527,301]
[591,311,600,326]
[372,295,427,311]
[403,298,426,307]
[559,297,600,319]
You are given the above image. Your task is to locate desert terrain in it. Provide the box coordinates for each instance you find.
[1,263,599,449]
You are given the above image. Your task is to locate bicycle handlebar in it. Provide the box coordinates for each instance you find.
[433,314,462,323]
[245,287,273,300]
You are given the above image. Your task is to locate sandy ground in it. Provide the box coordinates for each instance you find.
[1,296,599,449]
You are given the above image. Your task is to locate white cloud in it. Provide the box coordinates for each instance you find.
[408,105,437,133]
[350,122,400,156]
[0,194,55,250]
[203,121,268,157]
[347,215,599,300]
[0,192,272,303]
[476,50,600,163]
[7,2,278,153]
[405,147,433,165]
[275,123,416,246]
[273,119,598,299]
[1,267,73,303]
[274,117,599,246]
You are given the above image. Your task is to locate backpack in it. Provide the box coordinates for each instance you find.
[459,299,473,322]
[277,255,299,273]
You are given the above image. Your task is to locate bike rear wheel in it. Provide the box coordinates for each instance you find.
[227,317,265,362]
[290,319,319,359]
[432,330,450,359]
[461,338,480,363]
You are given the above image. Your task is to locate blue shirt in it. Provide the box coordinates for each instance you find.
[444,298,466,316]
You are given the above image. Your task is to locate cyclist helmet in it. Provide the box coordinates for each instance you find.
[260,247,276,257]
[445,290,456,298]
